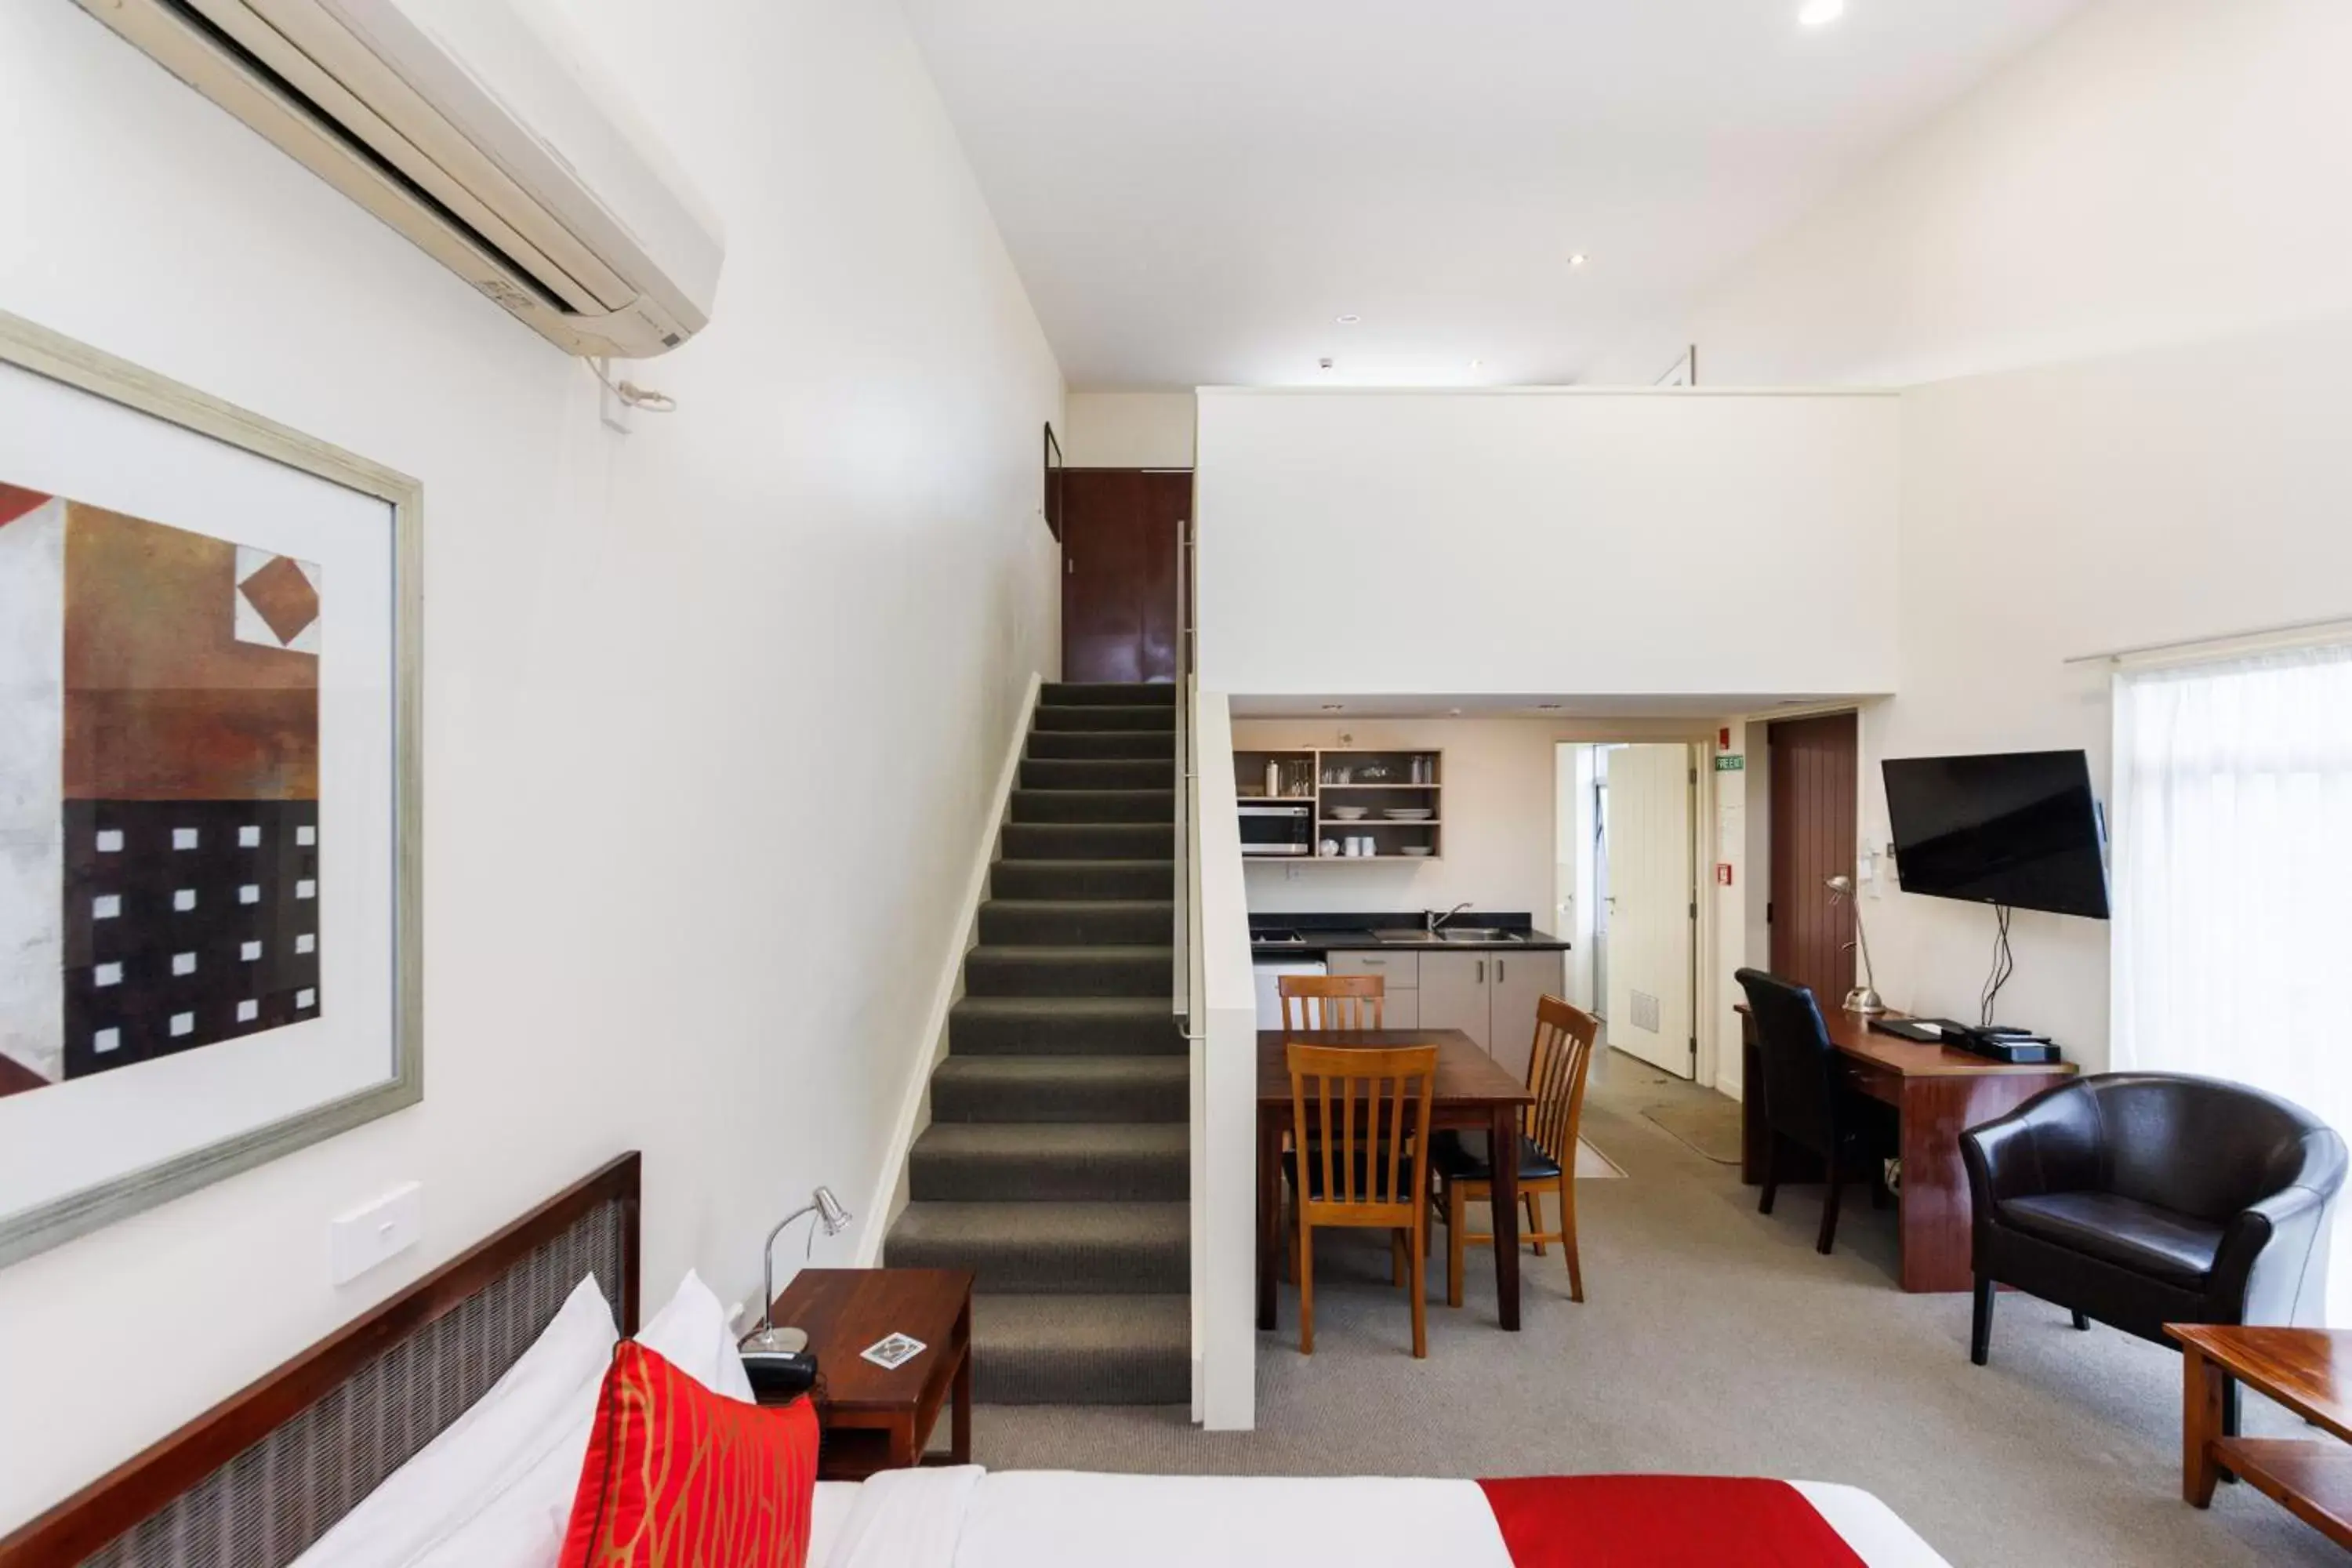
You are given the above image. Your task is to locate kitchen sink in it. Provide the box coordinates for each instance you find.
[1439,927,1522,943]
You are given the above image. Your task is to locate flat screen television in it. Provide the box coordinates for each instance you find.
[1881,750,2110,920]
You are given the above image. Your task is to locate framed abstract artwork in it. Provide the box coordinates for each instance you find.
[0,313,421,1267]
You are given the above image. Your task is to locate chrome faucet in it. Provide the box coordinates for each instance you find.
[1427,902,1475,937]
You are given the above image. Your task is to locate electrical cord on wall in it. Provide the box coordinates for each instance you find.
[1979,903,2015,1028]
[588,357,678,413]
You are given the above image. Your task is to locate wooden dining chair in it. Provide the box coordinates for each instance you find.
[1432,995,1598,1308]
[1277,972,1384,1031]
[1285,1041,1438,1357]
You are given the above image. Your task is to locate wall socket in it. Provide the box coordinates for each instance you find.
[329,1181,423,1285]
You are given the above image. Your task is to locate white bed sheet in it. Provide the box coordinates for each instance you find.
[816,1468,1952,1568]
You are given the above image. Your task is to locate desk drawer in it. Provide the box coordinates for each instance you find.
[1848,1062,1900,1107]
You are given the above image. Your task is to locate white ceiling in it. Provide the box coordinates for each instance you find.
[902,0,2090,388]
[1227,693,1854,721]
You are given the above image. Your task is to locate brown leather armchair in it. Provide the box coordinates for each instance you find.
[1962,1073,2344,1399]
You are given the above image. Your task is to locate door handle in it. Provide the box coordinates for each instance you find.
[1497,960,1506,982]
[1475,960,1485,984]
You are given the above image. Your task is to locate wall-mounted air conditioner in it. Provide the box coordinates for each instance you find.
[76,0,727,358]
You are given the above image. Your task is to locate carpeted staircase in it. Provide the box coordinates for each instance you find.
[884,681,1189,1405]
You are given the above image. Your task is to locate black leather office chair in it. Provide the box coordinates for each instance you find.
[1963,1073,2345,1396]
[1735,968,1899,1255]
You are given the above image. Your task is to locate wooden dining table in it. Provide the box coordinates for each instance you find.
[1258,1028,1537,1332]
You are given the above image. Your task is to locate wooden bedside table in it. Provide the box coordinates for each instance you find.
[755,1267,974,1480]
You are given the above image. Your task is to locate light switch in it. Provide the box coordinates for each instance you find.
[330,1181,423,1285]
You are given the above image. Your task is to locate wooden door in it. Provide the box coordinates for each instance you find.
[1605,745,1695,1080]
[1417,951,1490,1054]
[1062,469,1188,683]
[1767,712,1859,1007]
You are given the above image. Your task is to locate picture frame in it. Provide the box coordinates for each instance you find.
[0,310,422,1268]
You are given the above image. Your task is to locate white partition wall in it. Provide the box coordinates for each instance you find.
[1189,686,1259,1428]
[1194,388,1901,700]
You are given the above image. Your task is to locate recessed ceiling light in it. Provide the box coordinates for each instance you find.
[1567,253,1590,268]
[1317,357,1334,371]
[1335,314,1361,325]
[1321,703,1345,711]
[1798,0,1844,26]
[1536,703,1563,711]
[1468,358,1484,369]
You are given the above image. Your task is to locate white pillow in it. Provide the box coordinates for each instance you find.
[293,1275,617,1568]
[397,1271,760,1568]
[636,1268,757,1403]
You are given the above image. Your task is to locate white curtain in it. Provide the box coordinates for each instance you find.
[2111,640,2352,1322]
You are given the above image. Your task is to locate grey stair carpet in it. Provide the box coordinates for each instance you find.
[885,682,1189,1405]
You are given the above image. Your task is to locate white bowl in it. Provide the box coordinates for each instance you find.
[1400,845,1435,857]
[1381,808,1433,821]
[1329,806,1370,820]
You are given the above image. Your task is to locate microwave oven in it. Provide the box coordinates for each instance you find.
[1238,802,1313,857]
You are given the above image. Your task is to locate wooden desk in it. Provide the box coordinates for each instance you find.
[1737,1006,2075,1293]
[1258,1029,1535,1331]
[761,1267,973,1479]
[2173,1325,2352,1550]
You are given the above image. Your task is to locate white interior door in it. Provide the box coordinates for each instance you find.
[1604,744,1695,1079]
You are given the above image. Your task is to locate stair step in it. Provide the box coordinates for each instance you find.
[1033,706,1178,733]
[978,898,1173,946]
[949,996,1184,1056]
[931,1056,1188,1123]
[1010,788,1174,825]
[992,859,1172,901]
[911,1122,1189,1202]
[1041,683,1176,707]
[1021,757,1169,791]
[885,1201,1189,1293]
[971,1294,1190,1405]
[964,944,1171,997]
[1029,730,1177,761]
[1002,822,1174,861]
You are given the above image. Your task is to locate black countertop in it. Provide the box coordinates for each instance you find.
[1250,911,1570,958]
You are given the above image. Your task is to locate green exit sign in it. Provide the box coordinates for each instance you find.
[1715,754,1745,772]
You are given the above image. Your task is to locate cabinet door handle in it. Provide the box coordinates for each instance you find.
[1476,960,1485,984]
[1497,960,1506,982]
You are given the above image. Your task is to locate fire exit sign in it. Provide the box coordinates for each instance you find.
[1715,754,1745,772]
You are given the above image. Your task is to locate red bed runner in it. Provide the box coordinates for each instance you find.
[1479,1475,1869,1567]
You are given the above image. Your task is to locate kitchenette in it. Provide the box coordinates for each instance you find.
[1251,913,1569,1082]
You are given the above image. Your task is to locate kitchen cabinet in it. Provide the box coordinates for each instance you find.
[1327,950,1417,1027]
[1418,949,1566,1081]
[1418,951,1490,1054]
[1487,949,1561,1084]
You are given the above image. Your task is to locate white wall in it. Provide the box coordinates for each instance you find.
[1639,0,2352,1073]
[1233,717,1704,920]
[1603,0,2352,387]
[1860,317,2352,1068]
[0,0,1061,1530]
[1065,390,1196,468]
[1195,390,1900,699]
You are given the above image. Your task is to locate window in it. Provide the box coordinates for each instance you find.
[2111,641,2352,1320]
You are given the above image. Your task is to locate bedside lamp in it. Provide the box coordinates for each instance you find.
[743,1185,851,1357]
[1826,873,1885,1015]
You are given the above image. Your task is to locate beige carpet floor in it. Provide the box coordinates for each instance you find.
[968,1049,2340,1567]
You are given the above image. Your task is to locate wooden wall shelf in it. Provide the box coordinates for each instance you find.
[1235,748,1443,863]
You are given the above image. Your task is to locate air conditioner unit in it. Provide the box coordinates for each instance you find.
[76,0,726,358]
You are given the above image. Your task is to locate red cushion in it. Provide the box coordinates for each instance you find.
[1479,1475,1867,1567]
[560,1341,818,1568]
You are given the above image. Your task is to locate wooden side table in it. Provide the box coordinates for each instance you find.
[2172,1323,2352,1551]
[754,1267,974,1480]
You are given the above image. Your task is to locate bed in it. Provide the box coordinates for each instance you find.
[0,1153,1951,1568]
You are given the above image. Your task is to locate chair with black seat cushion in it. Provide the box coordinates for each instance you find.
[1432,995,1599,1308]
[1283,1041,1437,1357]
[1962,1073,2345,1399]
[1735,967,1899,1256]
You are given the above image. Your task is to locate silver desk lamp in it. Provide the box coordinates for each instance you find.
[1826,873,1885,1015]
[742,1185,852,1357]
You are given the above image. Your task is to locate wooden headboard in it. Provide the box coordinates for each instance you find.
[0,1152,641,1568]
